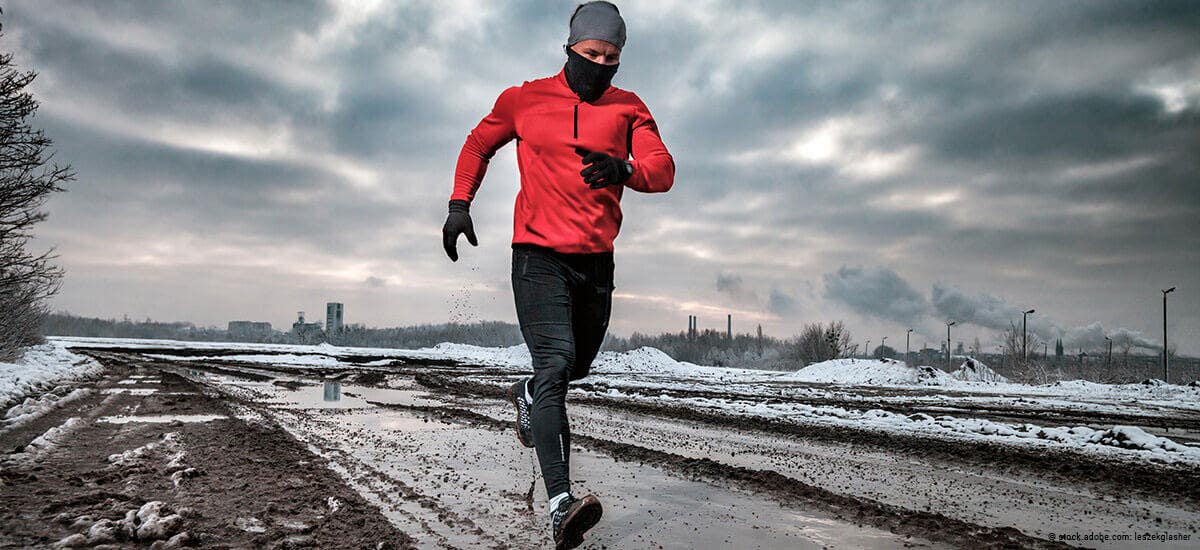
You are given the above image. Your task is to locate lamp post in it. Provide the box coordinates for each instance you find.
[865,339,871,359]
[1022,309,1035,361]
[881,336,888,359]
[906,329,913,367]
[1105,336,1112,370]
[946,321,956,371]
[1162,287,1175,382]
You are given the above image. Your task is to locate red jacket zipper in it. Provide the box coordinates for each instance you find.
[573,103,578,139]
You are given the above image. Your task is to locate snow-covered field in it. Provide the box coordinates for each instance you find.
[47,336,1200,468]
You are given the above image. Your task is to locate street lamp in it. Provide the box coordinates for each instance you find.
[1022,309,1035,361]
[1105,336,1112,370]
[1162,287,1175,382]
[865,339,871,358]
[881,336,888,358]
[906,329,913,367]
[946,321,956,371]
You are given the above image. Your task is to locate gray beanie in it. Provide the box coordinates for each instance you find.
[567,1,626,50]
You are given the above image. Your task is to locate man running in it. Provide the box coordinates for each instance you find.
[441,2,674,548]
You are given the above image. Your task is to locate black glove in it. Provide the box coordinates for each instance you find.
[576,147,633,189]
[442,199,477,262]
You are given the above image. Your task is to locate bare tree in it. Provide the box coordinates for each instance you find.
[1000,321,1054,384]
[1118,336,1133,370]
[794,320,855,366]
[0,10,75,360]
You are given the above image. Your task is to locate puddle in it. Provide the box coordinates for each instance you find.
[284,402,936,549]
[97,414,227,424]
[352,410,462,433]
[267,382,443,410]
[101,388,160,395]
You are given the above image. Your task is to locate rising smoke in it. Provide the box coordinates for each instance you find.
[823,266,1160,352]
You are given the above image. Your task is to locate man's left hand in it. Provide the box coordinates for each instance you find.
[575,147,632,189]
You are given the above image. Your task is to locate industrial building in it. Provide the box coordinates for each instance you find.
[326,302,344,336]
[291,311,324,344]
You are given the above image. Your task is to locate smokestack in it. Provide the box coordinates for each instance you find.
[727,314,732,340]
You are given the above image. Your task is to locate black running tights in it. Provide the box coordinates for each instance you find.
[511,242,614,498]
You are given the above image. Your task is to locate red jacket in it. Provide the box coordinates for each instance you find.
[451,67,675,253]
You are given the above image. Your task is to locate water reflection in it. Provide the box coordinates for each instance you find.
[323,380,341,402]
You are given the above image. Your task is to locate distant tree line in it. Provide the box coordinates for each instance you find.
[43,310,1198,383]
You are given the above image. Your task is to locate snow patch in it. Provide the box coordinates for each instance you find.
[1,341,106,409]
[98,414,225,424]
[108,432,182,466]
[146,352,344,368]
[3,388,91,430]
[7,417,84,464]
[787,358,953,386]
[950,358,1009,383]
[56,502,186,547]
[418,342,532,369]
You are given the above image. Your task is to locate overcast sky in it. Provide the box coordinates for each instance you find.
[6,1,1198,354]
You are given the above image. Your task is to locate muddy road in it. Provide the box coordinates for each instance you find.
[0,356,409,549]
[4,344,1199,548]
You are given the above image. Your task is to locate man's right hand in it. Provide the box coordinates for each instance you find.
[442,199,478,262]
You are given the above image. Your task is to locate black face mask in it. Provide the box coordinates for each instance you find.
[563,46,618,103]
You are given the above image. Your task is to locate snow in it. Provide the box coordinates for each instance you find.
[412,342,531,369]
[591,346,763,377]
[0,340,106,410]
[950,357,1009,383]
[63,502,186,545]
[787,358,955,385]
[145,352,344,368]
[108,432,182,466]
[615,390,1200,465]
[4,388,91,430]
[98,414,226,424]
[8,417,84,463]
[51,337,1200,405]
[135,501,184,540]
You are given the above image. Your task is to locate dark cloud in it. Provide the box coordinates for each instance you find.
[3,1,1196,353]
[824,266,929,326]
[767,288,797,317]
[716,272,743,293]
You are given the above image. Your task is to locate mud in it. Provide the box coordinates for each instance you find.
[415,372,1200,505]
[370,399,1068,549]
[11,344,1199,549]
[0,365,413,548]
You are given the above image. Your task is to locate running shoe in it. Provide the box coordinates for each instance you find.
[551,493,603,550]
[509,378,534,448]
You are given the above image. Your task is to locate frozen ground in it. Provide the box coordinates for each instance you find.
[3,336,1197,548]
[72,337,1200,466]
